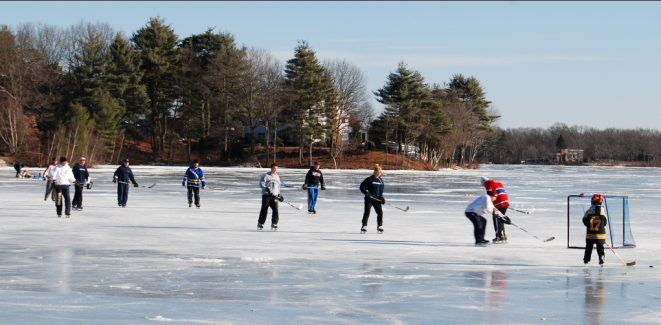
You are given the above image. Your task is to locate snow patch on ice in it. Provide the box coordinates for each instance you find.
[340,274,431,280]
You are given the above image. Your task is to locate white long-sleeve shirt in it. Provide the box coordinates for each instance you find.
[43,163,57,179]
[52,164,76,185]
[465,195,497,216]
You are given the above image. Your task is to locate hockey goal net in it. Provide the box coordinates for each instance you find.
[567,195,636,249]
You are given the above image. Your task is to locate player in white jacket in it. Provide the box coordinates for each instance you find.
[51,157,76,217]
[465,195,509,246]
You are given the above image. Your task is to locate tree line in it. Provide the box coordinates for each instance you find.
[479,123,661,165]
[0,17,375,167]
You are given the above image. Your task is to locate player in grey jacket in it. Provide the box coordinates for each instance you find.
[258,164,284,230]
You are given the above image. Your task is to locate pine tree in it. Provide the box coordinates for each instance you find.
[284,41,336,166]
[374,61,428,167]
[106,32,148,141]
[72,26,111,116]
[132,16,179,161]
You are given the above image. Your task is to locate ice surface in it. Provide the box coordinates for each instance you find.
[1,165,660,324]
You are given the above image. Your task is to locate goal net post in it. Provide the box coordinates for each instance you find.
[567,195,636,249]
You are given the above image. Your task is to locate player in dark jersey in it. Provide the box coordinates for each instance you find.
[583,194,608,266]
[303,161,325,214]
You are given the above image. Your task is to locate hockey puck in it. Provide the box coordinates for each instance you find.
[650,266,653,268]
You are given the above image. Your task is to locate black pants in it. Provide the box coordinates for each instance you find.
[14,167,21,177]
[187,186,200,205]
[492,206,509,239]
[584,239,605,264]
[55,185,71,216]
[45,180,55,201]
[117,183,129,205]
[73,184,84,207]
[466,212,487,243]
[258,195,279,225]
[362,198,383,226]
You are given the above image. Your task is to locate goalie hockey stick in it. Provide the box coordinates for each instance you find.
[510,207,535,214]
[605,242,636,266]
[368,196,409,212]
[498,216,554,242]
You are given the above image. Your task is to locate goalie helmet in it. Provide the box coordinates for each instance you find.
[591,194,604,205]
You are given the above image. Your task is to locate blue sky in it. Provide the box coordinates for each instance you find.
[2,1,660,129]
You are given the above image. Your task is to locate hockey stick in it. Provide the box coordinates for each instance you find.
[605,242,636,266]
[510,207,535,215]
[283,200,303,210]
[280,180,292,188]
[118,181,155,188]
[369,196,409,212]
[208,186,227,191]
[498,216,554,242]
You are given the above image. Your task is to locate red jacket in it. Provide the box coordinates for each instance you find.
[484,180,509,209]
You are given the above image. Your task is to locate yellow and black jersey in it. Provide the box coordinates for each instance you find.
[582,205,608,242]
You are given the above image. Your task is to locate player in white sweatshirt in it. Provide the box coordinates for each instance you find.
[465,195,508,246]
[51,157,76,217]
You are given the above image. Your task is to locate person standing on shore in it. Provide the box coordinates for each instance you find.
[183,159,205,208]
[51,157,76,218]
[258,164,283,230]
[113,159,137,208]
[43,157,58,201]
[359,164,385,234]
[71,157,90,210]
[303,161,325,214]
[481,177,510,243]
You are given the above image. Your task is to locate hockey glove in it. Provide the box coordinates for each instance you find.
[266,189,272,196]
[379,196,386,204]
[182,181,186,187]
[133,183,139,188]
[112,178,117,183]
[364,191,370,198]
[321,184,326,190]
[86,182,93,190]
[277,194,284,202]
[500,216,512,224]
[302,184,308,190]
[202,184,206,190]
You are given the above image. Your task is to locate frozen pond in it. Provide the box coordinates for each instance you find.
[0,164,660,324]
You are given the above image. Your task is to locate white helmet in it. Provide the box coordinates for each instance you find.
[480,177,489,185]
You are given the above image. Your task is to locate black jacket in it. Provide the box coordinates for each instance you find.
[304,167,324,186]
[113,165,136,184]
[583,206,608,244]
[360,175,384,198]
[72,163,89,183]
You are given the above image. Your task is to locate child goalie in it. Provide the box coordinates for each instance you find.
[583,194,608,266]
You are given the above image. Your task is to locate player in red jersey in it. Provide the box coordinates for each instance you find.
[481,177,510,243]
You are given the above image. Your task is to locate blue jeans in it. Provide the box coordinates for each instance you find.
[307,185,318,211]
[117,183,129,205]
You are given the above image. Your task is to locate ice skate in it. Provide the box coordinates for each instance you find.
[257,223,263,230]
[196,204,200,209]
[65,214,70,218]
[360,225,367,233]
[377,226,384,234]
[271,224,278,231]
[57,214,61,218]
[122,204,126,208]
[492,237,507,244]
[189,203,192,208]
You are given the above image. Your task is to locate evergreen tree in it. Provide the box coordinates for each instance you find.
[72,25,111,116]
[91,90,123,153]
[556,134,566,150]
[374,61,428,166]
[132,16,179,161]
[106,32,148,141]
[447,74,497,131]
[284,40,336,166]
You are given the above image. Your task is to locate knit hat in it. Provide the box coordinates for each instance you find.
[123,159,129,163]
[193,159,199,164]
[480,177,489,185]
[374,164,382,172]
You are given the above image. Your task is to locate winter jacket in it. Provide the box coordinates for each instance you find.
[52,164,76,185]
[260,172,281,196]
[72,163,90,184]
[483,180,509,208]
[113,165,136,184]
[465,195,496,216]
[304,167,324,186]
[183,166,206,187]
[14,163,22,172]
[360,175,384,198]
[583,205,608,244]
